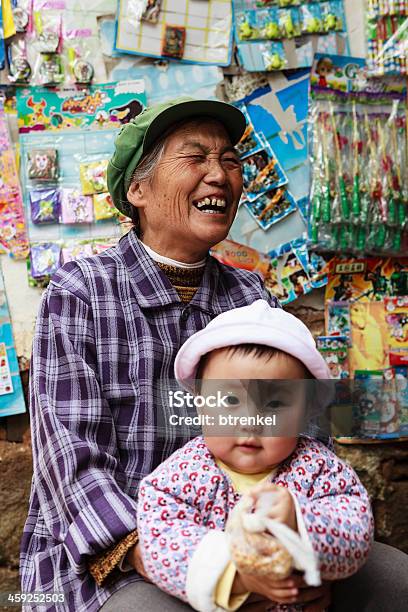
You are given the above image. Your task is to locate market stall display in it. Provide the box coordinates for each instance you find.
[0,0,406,437]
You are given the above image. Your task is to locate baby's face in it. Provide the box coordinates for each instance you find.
[200,348,307,474]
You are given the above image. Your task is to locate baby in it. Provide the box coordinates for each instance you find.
[136,300,374,611]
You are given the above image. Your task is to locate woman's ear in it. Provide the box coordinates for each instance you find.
[127,180,146,209]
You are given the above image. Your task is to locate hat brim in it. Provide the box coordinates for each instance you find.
[143,100,247,153]
[174,323,332,393]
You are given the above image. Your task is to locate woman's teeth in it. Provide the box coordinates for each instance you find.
[194,197,227,213]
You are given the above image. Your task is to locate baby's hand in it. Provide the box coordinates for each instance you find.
[250,483,297,532]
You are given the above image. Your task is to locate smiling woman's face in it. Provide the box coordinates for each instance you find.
[126,118,243,263]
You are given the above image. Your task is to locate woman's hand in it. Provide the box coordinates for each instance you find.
[233,572,331,609]
[249,483,297,531]
[125,542,151,582]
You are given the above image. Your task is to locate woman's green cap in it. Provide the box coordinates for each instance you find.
[107,97,247,217]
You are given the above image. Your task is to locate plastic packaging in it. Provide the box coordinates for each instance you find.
[226,490,321,585]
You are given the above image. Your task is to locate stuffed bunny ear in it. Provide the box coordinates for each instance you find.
[264,518,321,586]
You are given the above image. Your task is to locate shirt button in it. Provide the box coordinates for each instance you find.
[180,307,189,322]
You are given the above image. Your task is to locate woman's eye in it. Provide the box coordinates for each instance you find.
[223,157,241,166]
[264,400,285,410]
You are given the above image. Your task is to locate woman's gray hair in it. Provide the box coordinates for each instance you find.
[127,133,168,231]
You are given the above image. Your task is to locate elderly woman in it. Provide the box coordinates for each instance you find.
[20,98,408,612]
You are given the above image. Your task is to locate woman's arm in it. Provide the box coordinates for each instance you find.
[30,272,138,577]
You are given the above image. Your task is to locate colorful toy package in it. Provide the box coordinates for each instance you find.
[79,159,109,195]
[210,239,270,278]
[0,269,26,417]
[316,335,350,379]
[233,0,348,72]
[244,187,297,230]
[309,54,407,255]
[17,81,146,133]
[325,258,408,376]
[353,370,383,438]
[242,142,287,200]
[0,101,29,258]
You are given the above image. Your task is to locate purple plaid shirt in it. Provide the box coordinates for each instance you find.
[20,229,279,611]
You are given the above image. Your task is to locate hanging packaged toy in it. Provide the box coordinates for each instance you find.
[316,336,350,379]
[261,41,286,70]
[12,1,30,33]
[245,187,297,230]
[279,8,301,38]
[8,40,32,83]
[237,11,259,41]
[142,0,162,24]
[29,188,60,224]
[27,149,58,181]
[30,241,61,278]
[65,24,95,85]
[93,192,116,221]
[60,188,94,224]
[242,142,287,200]
[327,301,352,345]
[322,1,345,33]
[235,104,263,159]
[161,25,186,59]
[33,10,61,54]
[301,4,324,34]
[79,159,109,195]
[61,241,94,264]
[258,8,282,40]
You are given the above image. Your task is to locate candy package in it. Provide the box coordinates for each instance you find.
[79,159,109,195]
[93,192,116,221]
[27,149,58,181]
[245,187,297,230]
[242,144,287,200]
[30,241,61,278]
[60,188,94,224]
[29,188,60,224]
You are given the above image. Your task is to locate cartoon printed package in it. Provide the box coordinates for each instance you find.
[353,370,383,438]
[27,148,58,181]
[79,159,109,195]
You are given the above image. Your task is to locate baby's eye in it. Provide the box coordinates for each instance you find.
[225,394,240,406]
[264,399,285,411]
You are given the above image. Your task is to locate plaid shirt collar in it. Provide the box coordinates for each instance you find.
[117,229,230,316]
